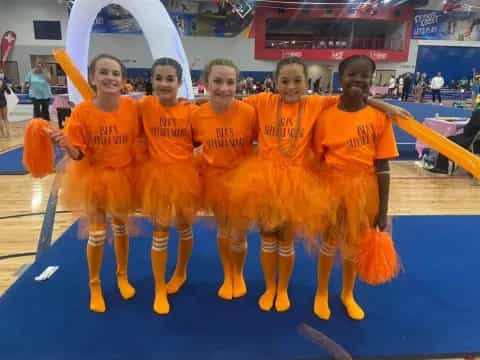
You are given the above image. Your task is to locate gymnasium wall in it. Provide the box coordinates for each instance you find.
[1,0,274,80]
[415,41,480,81]
[2,0,480,83]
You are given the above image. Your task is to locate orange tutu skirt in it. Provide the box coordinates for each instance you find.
[137,158,201,226]
[199,164,236,226]
[226,157,334,237]
[61,159,135,223]
[316,166,380,260]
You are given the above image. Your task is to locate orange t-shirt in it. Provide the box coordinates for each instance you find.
[65,96,139,168]
[244,92,337,164]
[313,105,399,171]
[191,100,257,169]
[138,96,197,164]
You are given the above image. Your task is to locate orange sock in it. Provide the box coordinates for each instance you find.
[314,242,337,320]
[112,220,135,300]
[87,224,106,313]
[258,234,278,311]
[230,236,247,298]
[276,240,295,312]
[217,228,233,300]
[341,259,365,320]
[166,225,193,295]
[152,230,170,315]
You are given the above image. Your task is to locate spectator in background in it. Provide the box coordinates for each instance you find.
[415,75,427,103]
[430,72,445,104]
[0,68,5,81]
[123,79,134,93]
[388,75,396,98]
[0,78,11,137]
[415,72,421,86]
[397,76,404,101]
[460,76,469,90]
[264,76,273,92]
[402,73,412,102]
[472,75,480,107]
[23,62,52,120]
[145,78,153,96]
[313,78,321,94]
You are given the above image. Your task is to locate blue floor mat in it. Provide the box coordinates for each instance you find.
[0,146,63,175]
[0,216,479,359]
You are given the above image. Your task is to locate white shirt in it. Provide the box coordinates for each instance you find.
[388,78,396,89]
[430,76,445,90]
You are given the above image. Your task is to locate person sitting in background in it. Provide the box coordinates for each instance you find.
[429,108,480,174]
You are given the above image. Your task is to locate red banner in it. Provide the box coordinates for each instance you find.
[1,31,16,68]
[256,48,409,62]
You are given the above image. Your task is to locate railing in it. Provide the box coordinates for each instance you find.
[265,37,404,51]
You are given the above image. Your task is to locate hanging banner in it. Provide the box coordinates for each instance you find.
[413,10,480,41]
[68,0,254,37]
[1,31,16,68]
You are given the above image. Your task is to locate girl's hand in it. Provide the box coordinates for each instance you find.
[45,127,69,148]
[386,105,412,120]
[374,212,388,231]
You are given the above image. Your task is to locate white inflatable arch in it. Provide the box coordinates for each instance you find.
[66,0,193,103]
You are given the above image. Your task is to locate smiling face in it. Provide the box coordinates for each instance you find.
[34,62,43,73]
[340,58,373,100]
[275,63,307,104]
[152,64,181,104]
[206,64,237,109]
[89,57,124,95]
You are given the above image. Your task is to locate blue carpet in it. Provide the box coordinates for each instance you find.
[0,146,63,175]
[0,216,479,360]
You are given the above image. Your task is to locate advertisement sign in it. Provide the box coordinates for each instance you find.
[413,10,480,41]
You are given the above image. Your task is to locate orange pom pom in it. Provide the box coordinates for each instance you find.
[356,228,401,286]
[23,118,55,178]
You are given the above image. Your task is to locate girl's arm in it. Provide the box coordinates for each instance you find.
[374,159,390,230]
[47,128,84,160]
[367,98,412,119]
[43,69,52,83]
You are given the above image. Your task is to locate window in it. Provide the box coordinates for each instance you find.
[33,21,62,40]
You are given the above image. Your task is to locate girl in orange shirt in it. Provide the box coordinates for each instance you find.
[48,54,138,313]
[228,57,408,313]
[191,59,257,301]
[137,58,201,315]
[313,55,399,321]
[227,57,337,313]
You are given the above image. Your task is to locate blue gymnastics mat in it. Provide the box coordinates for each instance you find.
[0,216,478,359]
